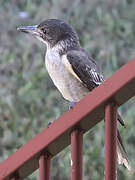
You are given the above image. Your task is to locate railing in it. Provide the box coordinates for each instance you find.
[0,57,135,180]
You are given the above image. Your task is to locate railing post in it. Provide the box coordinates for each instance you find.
[39,154,51,180]
[71,130,83,180]
[105,102,117,180]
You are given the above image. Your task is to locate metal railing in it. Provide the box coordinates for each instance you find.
[0,58,135,180]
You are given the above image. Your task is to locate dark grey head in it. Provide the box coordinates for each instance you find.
[17,19,80,48]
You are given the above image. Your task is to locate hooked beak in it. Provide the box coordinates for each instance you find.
[17,25,40,36]
[17,24,47,45]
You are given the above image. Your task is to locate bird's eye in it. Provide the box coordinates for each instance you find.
[43,29,47,34]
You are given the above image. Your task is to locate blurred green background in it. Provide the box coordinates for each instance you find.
[0,0,135,179]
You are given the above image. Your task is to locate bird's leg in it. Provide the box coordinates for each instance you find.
[47,121,53,127]
[69,101,77,109]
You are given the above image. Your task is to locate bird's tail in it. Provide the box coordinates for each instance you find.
[117,130,131,170]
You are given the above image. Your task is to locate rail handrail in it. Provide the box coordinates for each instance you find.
[0,58,135,180]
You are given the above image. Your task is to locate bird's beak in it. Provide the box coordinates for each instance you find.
[17,25,40,36]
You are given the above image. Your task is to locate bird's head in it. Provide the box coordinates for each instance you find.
[17,19,79,48]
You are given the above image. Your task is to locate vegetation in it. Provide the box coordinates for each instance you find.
[0,0,135,179]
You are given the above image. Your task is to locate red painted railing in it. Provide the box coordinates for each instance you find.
[0,58,135,180]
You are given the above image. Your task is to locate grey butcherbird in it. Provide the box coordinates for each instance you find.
[17,18,130,170]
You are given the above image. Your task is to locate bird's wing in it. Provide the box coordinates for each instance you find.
[62,49,104,91]
[62,49,125,127]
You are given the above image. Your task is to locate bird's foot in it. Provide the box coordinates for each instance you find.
[47,121,53,127]
[69,102,77,110]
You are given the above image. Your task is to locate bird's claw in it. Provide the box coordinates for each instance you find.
[69,102,77,109]
[47,121,53,127]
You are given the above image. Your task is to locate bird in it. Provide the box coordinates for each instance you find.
[17,18,130,170]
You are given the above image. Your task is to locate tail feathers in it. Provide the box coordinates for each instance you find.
[117,113,126,127]
[117,130,131,171]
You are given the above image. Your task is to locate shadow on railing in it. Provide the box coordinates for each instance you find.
[0,58,135,180]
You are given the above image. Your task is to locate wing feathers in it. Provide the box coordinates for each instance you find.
[62,54,82,82]
[62,50,104,91]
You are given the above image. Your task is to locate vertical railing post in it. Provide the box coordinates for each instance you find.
[71,129,83,180]
[105,102,117,180]
[39,154,51,180]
